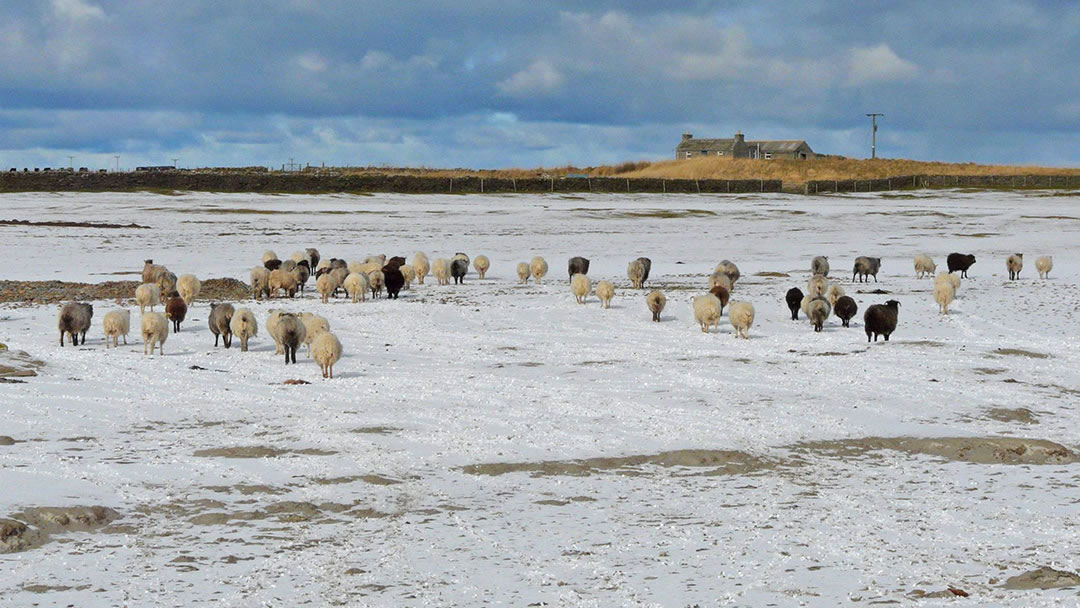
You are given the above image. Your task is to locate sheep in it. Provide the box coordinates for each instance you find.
[330,267,349,296]
[863,300,900,342]
[229,307,258,352]
[135,283,161,313]
[811,256,830,277]
[716,260,740,286]
[571,273,591,304]
[249,266,270,300]
[300,313,330,356]
[413,252,430,284]
[316,259,331,274]
[262,250,278,264]
[269,268,298,298]
[386,256,407,270]
[291,251,307,265]
[312,331,343,379]
[305,248,321,272]
[369,269,385,298]
[627,259,646,289]
[852,256,881,283]
[142,312,168,356]
[728,301,755,339]
[596,280,615,308]
[264,259,282,271]
[58,302,93,346]
[692,294,722,333]
[636,257,652,284]
[432,258,451,285]
[142,259,166,284]
[807,297,831,332]
[343,272,369,303]
[807,274,828,297]
[384,265,405,298]
[709,271,732,292]
[451,258,468,284]
[709,284,730,315]
[317,273,340,303]
[833,295,858,327]
[825,283,846,307]
[365,254,387,266]
[176,274,200,306]
[934,280,955,314]
[400,264,416,289]
[914,254,936,279]
[646,290,666,322]
[530,256,548,284]
[156,271,177,304]
[267,309,284,354]
[453,252,470,266]
[568,256,590,280]
[1006,253,1023,280]
[208,303,234,348]
[102,309,130,348]
[272,312,306,365]
[280,259,297,274]
[474,255,490,279]
[165,294,187,333]
[935,271,961,293]
[293,261,310,292]
[1036,255,1053,279]
[947,253,976,278]
[785,287,804,320]
[348,261,366,275]
[329,258,348,272]
[517,262,530,284]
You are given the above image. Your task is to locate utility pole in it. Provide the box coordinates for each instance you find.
[171,158,179,169]
[68,155,75,170]
[114,155,120,172]
[866,113,884,159]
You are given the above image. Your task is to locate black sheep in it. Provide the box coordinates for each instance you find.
[863,300,900,342]
[636,257,652,284]
[383,265,405,298]
[165,294,187,333]
[947,253,976,278]
[785,287,803,320]
[568,256,590,280]
[833,296,858,327]
[451,259,468,284]
[264,258,282,271]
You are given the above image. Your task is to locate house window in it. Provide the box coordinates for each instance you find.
[701,150,708,156]
[685,151,692,159]
[718,151,724,156]
[764,152,772,160]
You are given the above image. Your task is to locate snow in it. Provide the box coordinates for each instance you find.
[1,189,1080,606]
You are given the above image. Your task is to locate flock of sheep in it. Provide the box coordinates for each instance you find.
[54,247,1056,377]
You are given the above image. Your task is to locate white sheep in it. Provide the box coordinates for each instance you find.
[229,307,258,352]
[914,254,936,279]
[1006,253,1024,280]
[267,309,284,354]
[530,256,548,284]
[250,266,271,300]
[596,280,615,308]
[627,260,646,289]
[1036,255,1053,279]
[312,331,343,379]
[432,258,451,285]
[343,272,370,303]
[262,250,278,264]
[347,261,366,275]
[102,310,130,348]
[709,271,732,292]
[934,281,955,314]
[300,313,330,356]
[647,290,666,322]
[413,252,430,284]
[474,255,490,279]
[716,260,740,286]
[317,273,339,303]
[517,262,530,284]
[141,312,168,356]
[369,270,385,298]
[807,297,831,332]
[825,283,846,307]
[935,271,960,293]
[571,273,591,304]
[728,301,755,339]
[269,269,298,298]
[176,274,201,306]
[400,264,416,289]
[692,294,722,333]
[365,254,386,266]
[135,283,161,314]
[807,274,828,298]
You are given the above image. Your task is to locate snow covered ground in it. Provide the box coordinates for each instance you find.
[2,189,1080,606]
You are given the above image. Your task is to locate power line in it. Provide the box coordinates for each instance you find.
[866,113,884,159]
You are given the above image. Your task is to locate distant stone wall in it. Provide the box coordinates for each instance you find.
[804,174,1080,194]
[0,172,782,195]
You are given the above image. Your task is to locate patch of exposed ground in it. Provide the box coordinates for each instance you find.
[188,501,385,526]
[193,445,337,458]
[754,271,790,277]
[0,349,43,378]
[792,436,1076,465]
[1,506,120,554]
[0,219,149,229]
[460,449,781,478]
[1003,567,1080,590]
[992,348,1051,359]
[986,408,1038,424]
[0,277,249,304]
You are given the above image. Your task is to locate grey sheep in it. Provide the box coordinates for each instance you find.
[58,302,93,346]
[852,256,881,283]
[208,303,235,348]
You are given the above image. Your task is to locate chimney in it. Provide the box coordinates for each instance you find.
[734,131,745,144]
[682,132,693,141]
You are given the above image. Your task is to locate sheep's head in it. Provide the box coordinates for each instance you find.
[885,299,901,309]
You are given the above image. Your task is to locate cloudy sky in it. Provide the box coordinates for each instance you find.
[2,0,1078,169]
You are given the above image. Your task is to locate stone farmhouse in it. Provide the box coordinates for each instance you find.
[676,131,816,160]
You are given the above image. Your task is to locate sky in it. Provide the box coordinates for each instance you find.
[1,0,1079,170]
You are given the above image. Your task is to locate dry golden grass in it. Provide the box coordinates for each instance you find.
[615,157,1080,186]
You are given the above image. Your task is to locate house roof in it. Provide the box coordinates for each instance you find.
[746,140,810,153]
[676,138,736,151]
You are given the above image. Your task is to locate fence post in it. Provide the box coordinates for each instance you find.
[449,178,453,193]
[480,178,484,193]
[759,179,763,192]
[550,178,554,192]
[512,178,517,193]
[587,177,591,192]
[626,178,630,192]
[696,179,700,194]
[662,179,666,194]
